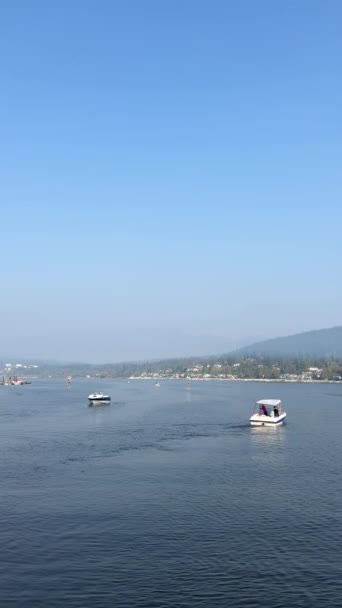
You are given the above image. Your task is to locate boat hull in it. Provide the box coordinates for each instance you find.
[250,412,286,426]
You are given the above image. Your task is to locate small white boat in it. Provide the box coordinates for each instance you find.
[250,399,286,426]
[88,392,111,404]
[155,382,160,387]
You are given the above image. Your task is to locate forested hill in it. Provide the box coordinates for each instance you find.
[237,326,342,358]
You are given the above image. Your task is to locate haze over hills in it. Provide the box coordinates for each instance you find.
[0,329,245,365]
[2,326,342,376]
[237,326,342,358]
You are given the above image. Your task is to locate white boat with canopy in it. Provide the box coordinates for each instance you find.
[249,399,286,426]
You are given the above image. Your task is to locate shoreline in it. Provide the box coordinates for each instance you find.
[128,376,342,384]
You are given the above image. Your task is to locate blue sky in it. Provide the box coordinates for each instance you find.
[1,0,341,362]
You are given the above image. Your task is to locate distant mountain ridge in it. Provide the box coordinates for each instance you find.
[2,326,342,372]
[237,326,342,358]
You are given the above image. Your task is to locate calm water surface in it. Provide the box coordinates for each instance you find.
[0,379,341,607]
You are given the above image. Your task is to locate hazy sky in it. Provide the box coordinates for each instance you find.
[1,1,341,362]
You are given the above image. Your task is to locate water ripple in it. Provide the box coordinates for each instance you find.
[0,380,342,606]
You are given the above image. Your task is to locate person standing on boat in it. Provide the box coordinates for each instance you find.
[260,404,268,416]
[274,405,279,417]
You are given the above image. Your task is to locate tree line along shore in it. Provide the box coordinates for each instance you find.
[6,355,341,382]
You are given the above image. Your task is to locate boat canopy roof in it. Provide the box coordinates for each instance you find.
[257,399,281,407]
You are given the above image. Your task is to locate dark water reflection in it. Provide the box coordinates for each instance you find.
[0,379,341,606]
